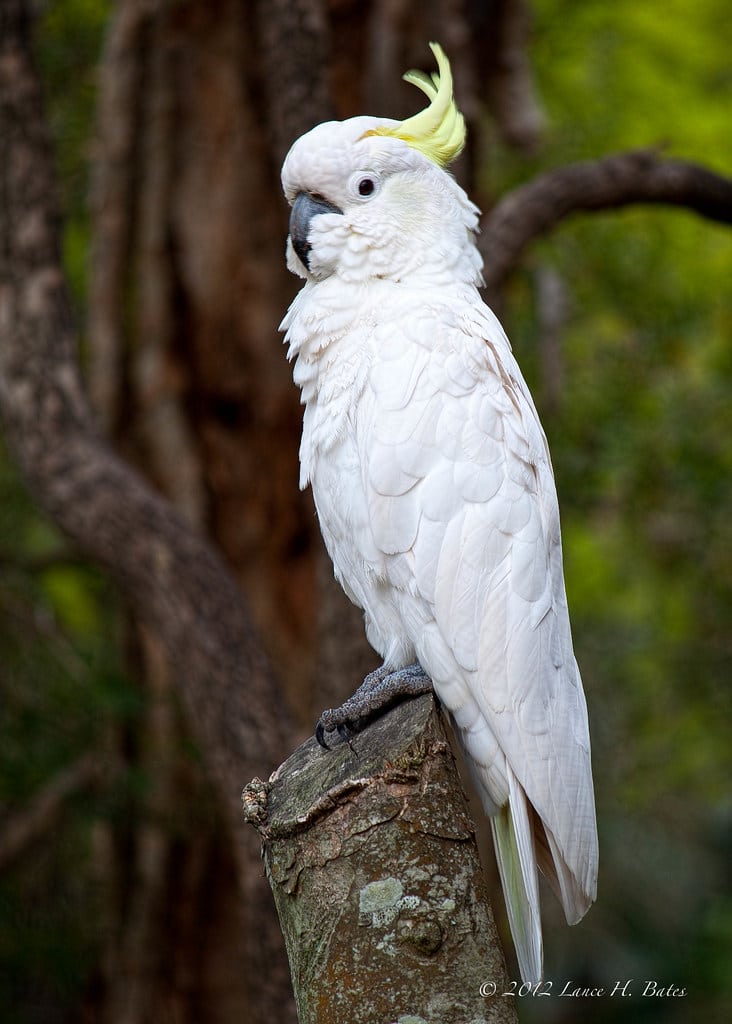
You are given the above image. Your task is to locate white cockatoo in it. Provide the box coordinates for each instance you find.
[279,43,598,984]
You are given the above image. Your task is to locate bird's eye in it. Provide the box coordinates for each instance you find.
[349,171,381,200]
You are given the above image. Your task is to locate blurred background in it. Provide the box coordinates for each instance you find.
[1,1,730,1022]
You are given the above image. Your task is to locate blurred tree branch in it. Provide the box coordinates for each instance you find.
[0,754,100,872]
[0,3,294,1016]
[3,1,731,1019]
[481,149,732,298]
[0,0,290,849]
[86,0,146,433]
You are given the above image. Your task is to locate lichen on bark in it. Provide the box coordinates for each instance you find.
[244,694,518,1024]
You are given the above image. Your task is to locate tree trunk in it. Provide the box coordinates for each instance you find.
[0,5,294,1020]
[7,0,731,1018]
[244,695,518,1024]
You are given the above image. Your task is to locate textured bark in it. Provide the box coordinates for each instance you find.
[244,695,518,1024]
[86,0,147,434]
[481,149,732,298]
[6,0,732,1018]
[255,0,333,166]
[123,0,323,695]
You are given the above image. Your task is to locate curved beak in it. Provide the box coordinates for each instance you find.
[289,192,343,270]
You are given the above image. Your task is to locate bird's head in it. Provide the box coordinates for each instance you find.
[281,43,483,287]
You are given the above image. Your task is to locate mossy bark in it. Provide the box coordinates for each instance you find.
[243,695,518,1024]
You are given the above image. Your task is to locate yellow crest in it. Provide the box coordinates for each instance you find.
[362,42,465,167]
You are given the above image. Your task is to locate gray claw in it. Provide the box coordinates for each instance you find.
[315,719,330,749]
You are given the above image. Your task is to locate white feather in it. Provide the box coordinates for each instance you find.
[490,766,542,986]
[280,117,598,982]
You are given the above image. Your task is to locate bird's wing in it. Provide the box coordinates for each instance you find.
[362,298,598,920]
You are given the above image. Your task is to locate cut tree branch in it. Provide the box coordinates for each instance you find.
[244,694,518,1024]
[481,149,732,296]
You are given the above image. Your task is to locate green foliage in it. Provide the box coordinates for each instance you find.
[533,0,732,166]
[510,0,732,803]
[494,0,732,1015]
[0,828,100,1022]
[1,6,116,1020]
[36,0,111,305]
[0,449,141,1022]
[1,0,730,1019]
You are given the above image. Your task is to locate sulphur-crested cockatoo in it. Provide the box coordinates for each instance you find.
[280,43,598,984]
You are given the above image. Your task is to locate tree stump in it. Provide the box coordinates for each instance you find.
[243,694,518,1024]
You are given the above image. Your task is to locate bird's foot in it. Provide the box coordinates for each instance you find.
[315,662,432,749]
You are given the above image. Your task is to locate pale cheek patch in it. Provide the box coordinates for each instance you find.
[383,177,430,234]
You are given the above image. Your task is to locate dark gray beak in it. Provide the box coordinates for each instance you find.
[289,192,343,270]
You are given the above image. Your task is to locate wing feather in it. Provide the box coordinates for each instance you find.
[364,305,598,940]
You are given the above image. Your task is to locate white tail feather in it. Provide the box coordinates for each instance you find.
[538,823,595,925]
[490,766,543,984]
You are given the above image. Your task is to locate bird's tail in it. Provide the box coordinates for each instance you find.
[489,765,543,985]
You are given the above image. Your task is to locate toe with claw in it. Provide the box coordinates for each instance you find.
[315,661,432,749]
